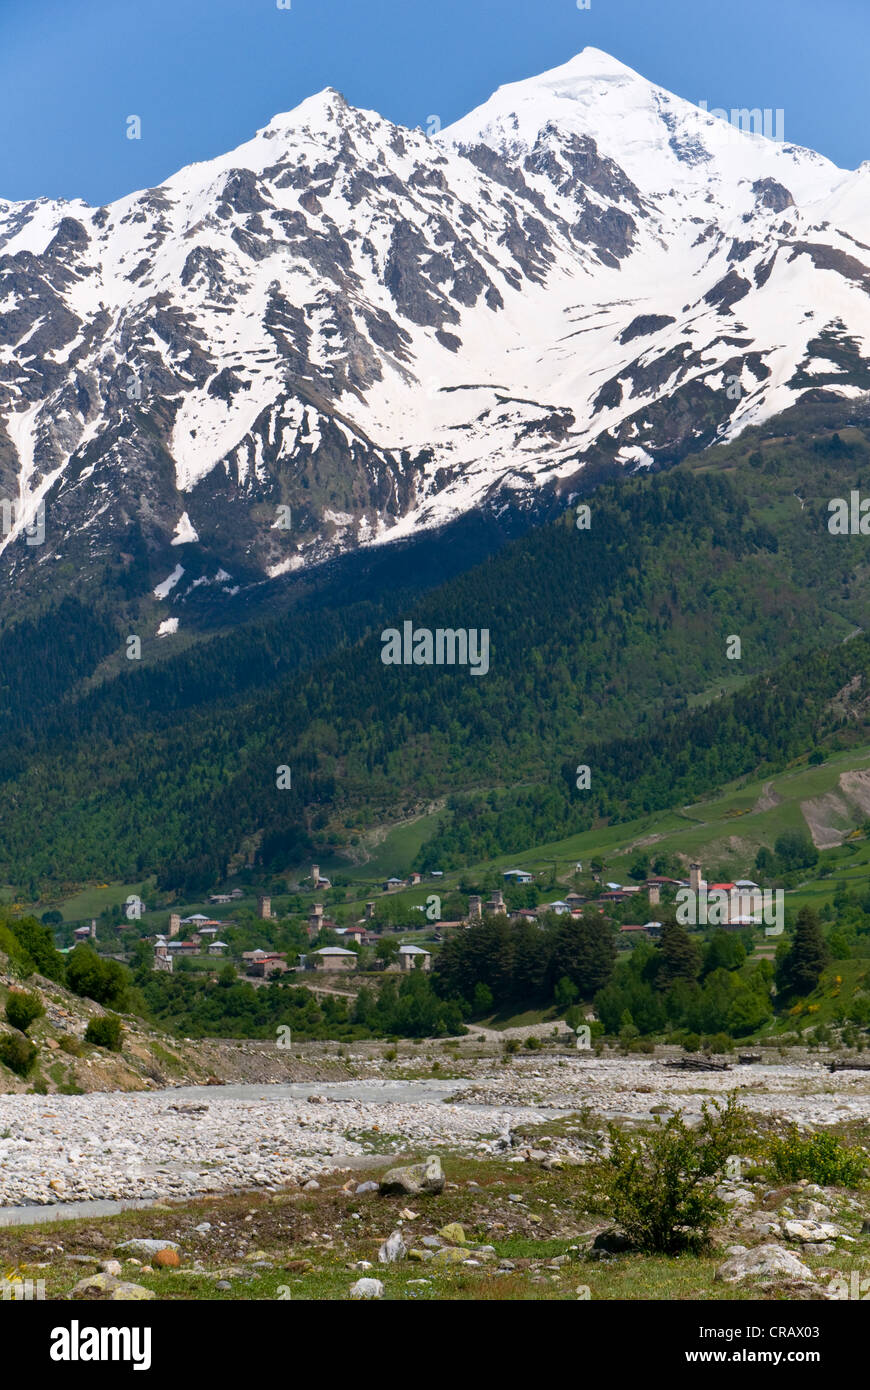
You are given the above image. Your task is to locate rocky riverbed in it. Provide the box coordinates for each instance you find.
[1,1054,868,1210]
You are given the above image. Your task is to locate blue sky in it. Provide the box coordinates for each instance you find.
[0,0,866,205]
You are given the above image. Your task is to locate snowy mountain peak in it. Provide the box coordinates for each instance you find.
[0,51,867,617]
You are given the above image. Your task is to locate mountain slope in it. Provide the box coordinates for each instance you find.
[1,401,870,892]
[0,48,868,631]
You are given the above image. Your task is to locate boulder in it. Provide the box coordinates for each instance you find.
[355,1181,379,1196]
[591,1228,634,1253]
[438,1222,467,1246]
[350,1278,384,1299]
[71,1273,117,1298]
[430,1246,469,1266]
[715,1244,815,1284]
[379,1155,444,1197]
[378,1231,407,1264]
[111,1282,157,1301]
[783,1220,841,1244]
[116,1239,179,1259]
[98,1260,122,1277]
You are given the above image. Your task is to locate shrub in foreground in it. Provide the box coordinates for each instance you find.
[592,1093,749,1254]
[764,1126,867,1187]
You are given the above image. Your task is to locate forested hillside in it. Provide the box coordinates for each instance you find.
[2,400,870,893]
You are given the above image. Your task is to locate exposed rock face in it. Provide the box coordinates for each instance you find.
[0,49,867,622]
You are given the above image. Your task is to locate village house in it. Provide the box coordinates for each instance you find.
[383,877,403,892]
[207,940,228,956]
[247,952,288,978]
[336,925,366,945]
[619,921,663,940]
[502,869,533,885]
[309,946,357,973]
[398,944,431,972]
[152,935,173,972]
[510,907,538,924]
[168,939,198,956]
[484,890,507,916]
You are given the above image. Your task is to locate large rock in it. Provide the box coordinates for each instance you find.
[378,1231,407,1264]
[430,1246,469,1266]
[71,1273,117,1298]
[438,1223,467,1246]
[349,1278,384,1299]
[591,1228,634,1253]
[116,1239,179,1259]
[379,1156,444,1197]
[111,1283,157,1301]
[715,1244,815,1284]
[782,1219,840,1243]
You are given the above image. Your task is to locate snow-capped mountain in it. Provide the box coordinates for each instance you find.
[1,47,868,618]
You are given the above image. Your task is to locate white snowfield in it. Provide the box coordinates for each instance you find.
[0,47,868,565]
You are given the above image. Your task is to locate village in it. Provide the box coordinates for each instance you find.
[68,858,781,991]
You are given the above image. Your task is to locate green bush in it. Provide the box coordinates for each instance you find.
[503,1038,520,1055]
[5,990,44,1033]
[764,1127,867,1187]
[592,1093,749,1254]
[84,1014,124,1051]
[59,1034,82,1056]
[0,1032,38,1076]
[524,1035,541,1050]
[66,946,128,1009]
[704,1033,733,1054]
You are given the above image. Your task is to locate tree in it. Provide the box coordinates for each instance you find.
[701,932,746,977]
[375,936,400,962]
[473,982,494,1015]
[776,907,829,997]
[657,921,701,990]
[773,830,818,873]
[554,975,579,1009]
[6,916,66,983]
[65,946,129,1009]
